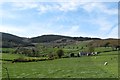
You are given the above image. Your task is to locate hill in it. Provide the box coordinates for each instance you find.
[1,32,25,47]
[2,32,119,48]
[30,35,73,43]
[30,35,101,43]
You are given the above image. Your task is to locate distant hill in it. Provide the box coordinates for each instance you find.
[1,32,24,47]
[30,35,101,43]
[30,35,72,43]
[2,32,23,42]
[0,32,103,48]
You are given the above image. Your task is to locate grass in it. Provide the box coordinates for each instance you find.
[1,48,15,53]
[38,40,91,54]
[95,47,113,52]
[2,50,118,78]
[1,53,24,60]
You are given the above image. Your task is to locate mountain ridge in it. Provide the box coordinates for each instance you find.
[2,32,118,48]
[1,32,101,42]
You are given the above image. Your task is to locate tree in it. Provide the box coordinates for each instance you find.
[48,53,54,59]
[76,47,79,49]
[87,43,95,53]
[56,49,64,58]
[88,46,94,53]
[104,42,110,48]
[81,47,83,50]
[35,43,47,54]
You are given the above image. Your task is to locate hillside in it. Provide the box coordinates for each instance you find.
[30,35,73,43]
[1,32,25,47]
[1,32,119,48]
[30,35,101,43]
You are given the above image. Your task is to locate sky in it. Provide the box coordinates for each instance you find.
[0,0,119,39]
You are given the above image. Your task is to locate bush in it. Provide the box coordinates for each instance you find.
[87,43,95,53]
[14,47,40,57]
[12,57,48,63]
[48,53,54,59]
[62,55,69,58]
[56,49,64,58]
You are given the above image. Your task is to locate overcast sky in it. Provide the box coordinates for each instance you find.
[0,0,119,38]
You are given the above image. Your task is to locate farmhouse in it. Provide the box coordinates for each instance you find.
[79,51,99,56]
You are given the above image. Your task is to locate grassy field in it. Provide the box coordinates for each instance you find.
[2,50,118,78]
[1,53,23,60]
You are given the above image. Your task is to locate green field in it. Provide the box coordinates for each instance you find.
[2,50,118,78]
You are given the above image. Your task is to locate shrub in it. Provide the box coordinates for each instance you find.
[12,57,48,63]
[48,53,53,58]
[56,49,64,58]
[14,47,40,57]
[87,43,95,53]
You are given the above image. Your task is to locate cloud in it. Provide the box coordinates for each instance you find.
[88,17,118,38]
[93,18,114,31]
[0,25,25,33]
[12,2,38,10]
[1,1,118,38]
[106,26,118,38]
[0,23,59,38]
[2,1,118,16]
[62,25,80,36]
[10,1,79,13]
[1,0,119,3]
[57,1,81,12]
[82,3,118,15]
[0,23,81,38]
[0,10,17,19]
[8,1,117,15]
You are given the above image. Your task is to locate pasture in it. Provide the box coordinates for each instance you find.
[2,50,118,78]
